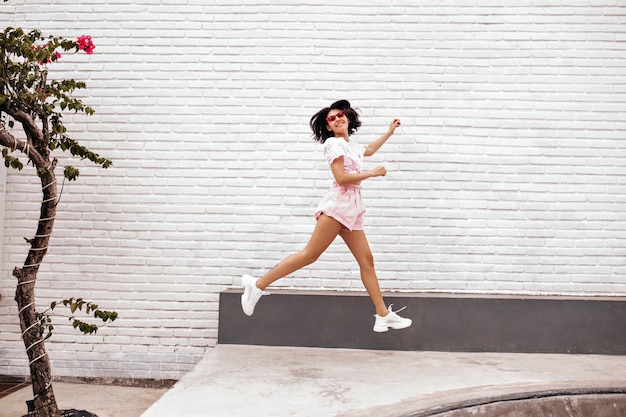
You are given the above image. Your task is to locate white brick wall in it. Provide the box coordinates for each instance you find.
[1,1,625,380]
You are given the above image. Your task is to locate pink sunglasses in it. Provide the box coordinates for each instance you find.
[326,111,345,122]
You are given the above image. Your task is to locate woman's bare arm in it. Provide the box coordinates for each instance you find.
[364,118,401,157]
[330,157,386,186]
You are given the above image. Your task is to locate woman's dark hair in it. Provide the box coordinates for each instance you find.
[310,99,361,143]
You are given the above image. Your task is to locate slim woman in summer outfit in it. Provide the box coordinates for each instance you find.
[241,100,412,332]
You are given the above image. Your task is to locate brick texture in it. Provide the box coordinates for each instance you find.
[1,1,625,380]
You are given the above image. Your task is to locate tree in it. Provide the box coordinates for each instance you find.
[1,26,117,417]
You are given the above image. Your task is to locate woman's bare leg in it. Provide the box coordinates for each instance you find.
[256,214,343,290]
[339,230,388,316]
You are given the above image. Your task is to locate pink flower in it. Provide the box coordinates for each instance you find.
[77,35,95,55]
[55,51,62,59]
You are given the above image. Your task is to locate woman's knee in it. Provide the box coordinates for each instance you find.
[358,253,375,270]
[298,248,321,266]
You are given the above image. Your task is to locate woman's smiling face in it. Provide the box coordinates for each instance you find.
[326,109,349,137]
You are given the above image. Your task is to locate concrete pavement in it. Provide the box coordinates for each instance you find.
[1,345,624,416]
[0,381,168,417]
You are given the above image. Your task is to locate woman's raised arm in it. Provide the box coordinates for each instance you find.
[364,118,401,157]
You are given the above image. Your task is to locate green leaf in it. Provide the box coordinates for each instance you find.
[64,166,80,181]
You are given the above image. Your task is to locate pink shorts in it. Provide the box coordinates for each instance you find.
[315,185,365,231]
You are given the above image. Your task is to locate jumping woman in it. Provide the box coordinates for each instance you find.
[241,99,412,332]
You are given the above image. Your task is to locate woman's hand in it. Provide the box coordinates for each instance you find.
[388,118,401,134]
[369,166,387,178]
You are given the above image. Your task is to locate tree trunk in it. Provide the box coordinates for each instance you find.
[14,169,61,417]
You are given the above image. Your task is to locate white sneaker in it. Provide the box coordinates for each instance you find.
[241,274,269,316]
[373,305,412,332]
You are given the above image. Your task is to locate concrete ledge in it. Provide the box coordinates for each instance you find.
[141,344,626,417]
[401,389,626,417]
[219,290,626,354]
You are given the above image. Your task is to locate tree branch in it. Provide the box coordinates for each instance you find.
[0,115,49,169]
